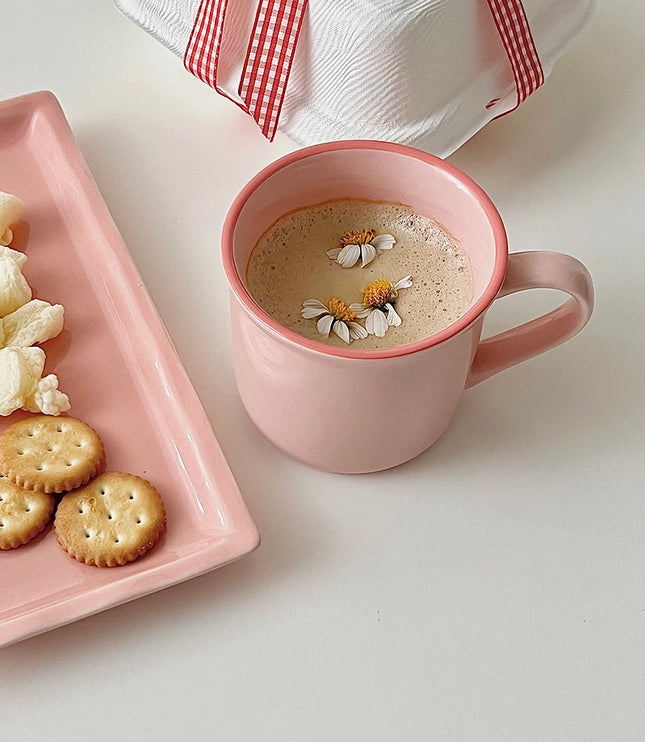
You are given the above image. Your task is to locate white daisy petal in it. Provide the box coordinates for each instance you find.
[364,309,377,335]
[326,248,342,260]
[360,242,377,267]
[349,321,368,340]
[317,314,334,336]
[373,309,389,337]
[394,275,413,290]
[350,303,371,318]
[365,308,389,337]
[385,303,402,326]
[332,320,351,344]
[371,234,396,252]
[302,306,328,319]
[336,243,361,268]
[302,299,329,319]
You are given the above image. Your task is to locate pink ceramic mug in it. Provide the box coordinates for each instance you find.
[222,141,594,473]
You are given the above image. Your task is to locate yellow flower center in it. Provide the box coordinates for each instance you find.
[340,228,376,247]
[326,297,357,323]
[361,279,396,308]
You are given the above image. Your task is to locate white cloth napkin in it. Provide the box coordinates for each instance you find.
[114,0,593,155]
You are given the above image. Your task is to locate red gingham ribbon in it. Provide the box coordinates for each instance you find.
[184,0,308,141]
[183,0,231,100]
[486,0,545,112]
[184,0,542,140]
[239,0,308,139]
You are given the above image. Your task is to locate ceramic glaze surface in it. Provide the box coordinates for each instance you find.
[0,92,260,648]
[222,141,594,473]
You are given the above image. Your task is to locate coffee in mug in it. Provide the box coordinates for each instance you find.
[222,141,594,473]
[246,198,473,350]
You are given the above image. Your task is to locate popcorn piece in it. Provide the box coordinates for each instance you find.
[0,348,69,416]
[0,191,23,247]
[0,245,27,268]
[24,374,71,416]
[0,192,71,417]
[0,256,31,316]
[0,346,45,416]
[1,299,64,348]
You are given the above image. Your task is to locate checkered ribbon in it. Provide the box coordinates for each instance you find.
[184,0,308,141]
[486,0,545,112]
[184,0,543,141]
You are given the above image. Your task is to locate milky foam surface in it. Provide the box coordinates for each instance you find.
[246,199,473,349]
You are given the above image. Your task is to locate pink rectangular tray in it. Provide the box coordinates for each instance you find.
[0,91,260,649]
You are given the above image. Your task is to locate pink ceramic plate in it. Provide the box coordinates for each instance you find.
[0,91,259,649]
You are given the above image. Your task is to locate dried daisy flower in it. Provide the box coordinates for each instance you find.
[301,297,369,344]
[327,229,396,268]
[350,276,413,337]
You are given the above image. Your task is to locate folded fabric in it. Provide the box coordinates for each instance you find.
[114,0,593,155]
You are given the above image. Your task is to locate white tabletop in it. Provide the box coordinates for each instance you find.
[2,1,643,739]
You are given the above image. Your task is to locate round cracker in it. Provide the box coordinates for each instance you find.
[0,416,105,493]
[0,473,55,549]
[54,472,167,567]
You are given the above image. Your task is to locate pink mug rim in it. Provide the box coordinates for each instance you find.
[221,140,508,360]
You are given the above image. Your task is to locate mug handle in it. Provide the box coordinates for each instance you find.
[466,251,594,388]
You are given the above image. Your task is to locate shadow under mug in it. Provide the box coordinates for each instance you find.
[222,141,594,473]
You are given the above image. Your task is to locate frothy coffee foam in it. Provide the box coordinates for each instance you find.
[245,199,473,350]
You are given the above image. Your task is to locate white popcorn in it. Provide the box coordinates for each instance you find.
[1,299,64,348]
[0,191,23,247]
[0,348,70,416]
[0,346,46,416]
[0,190,71,416]
[24,374,71,416]
[0,245,27,267]
[0,256,31,317]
